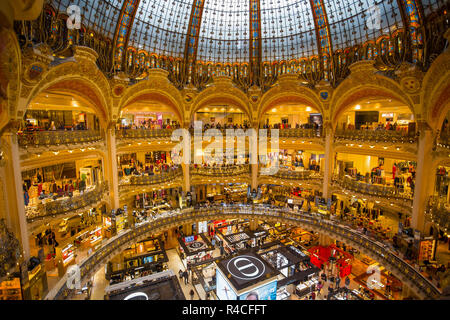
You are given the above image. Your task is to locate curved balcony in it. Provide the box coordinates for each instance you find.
[116,129,175,140]
[18,130,103,148]
[437,134,450,149]
[272,169,323,180]
[335,129,417,144]
[119,167,183,187]
[45,204,441,301]
[334,175,413,200]
[277,128,323,139]
[425,197,450,232]
[25,182,108,222]
[190,164,250,177]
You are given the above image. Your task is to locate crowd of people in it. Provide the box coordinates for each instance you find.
[260,122,321,130]
[118,120,181,130]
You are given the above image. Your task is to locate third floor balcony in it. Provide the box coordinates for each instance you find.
[18,130,103,148]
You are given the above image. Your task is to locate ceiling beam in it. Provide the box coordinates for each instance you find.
[397,0,425,63]
[183,0,207,80]
[112,0,141,72]
[249,0,262,85]
[309,0,333,58]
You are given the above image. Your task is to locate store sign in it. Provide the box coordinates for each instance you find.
[187,241,206,250]
[381,113,394,118]
[123,292,149,300]
[226,255,266,281]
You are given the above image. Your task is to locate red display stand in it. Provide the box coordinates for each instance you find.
[308,244,353,277]
[308,246,331,268]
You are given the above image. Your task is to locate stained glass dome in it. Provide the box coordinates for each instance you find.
[45,0,445,65]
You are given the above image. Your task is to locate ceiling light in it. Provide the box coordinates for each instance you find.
[306,107,312,112]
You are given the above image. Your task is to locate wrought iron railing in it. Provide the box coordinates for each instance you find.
[25,182,108,222]
[116,129,175,140]
[45,204,441,300]
[425,196,450,233]
[17,130,103,147]
[335,129,417,144]
[271,169,323,181]
[332,175,414,201]
[190,165,250,177]
[119,167,183,186]
[277,128,323,139]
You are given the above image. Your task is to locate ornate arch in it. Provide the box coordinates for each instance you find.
[331,83,415,130]
[330,61,416,129]
[257,85,324,124]
[422,51,450,130]
[190,84,251,123]
[20,60,112,127]
[118,77,185,125]
[0,29,22,132]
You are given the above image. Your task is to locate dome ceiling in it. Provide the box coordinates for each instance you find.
[47,0,441,65]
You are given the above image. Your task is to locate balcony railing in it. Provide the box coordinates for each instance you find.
[333,175,413,201]
[277,128,323,139]
[437,134,450,149]
[425,197,450,232]
[25,182,108,222]
[116,129,174,140]
[335,129,417,144]
[271,169,323,180]
[119,167,183,186]
[45,204,441,300]
[18,130,103,147]
[190,165,250,177]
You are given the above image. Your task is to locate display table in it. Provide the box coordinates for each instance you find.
[295,277,318,297]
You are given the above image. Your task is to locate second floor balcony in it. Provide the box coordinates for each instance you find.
[18,130,103,148]
[119,167,183,186]
[190,164,250,177]
[272,169,323,180]
[25,182,108,222]
[116,129,174,140]
[335,129,417,144]
[332,175,414,202]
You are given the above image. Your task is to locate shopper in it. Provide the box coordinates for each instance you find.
[317,281,323,296]
[336,275,341,288]
[345,276,350,289]
[189,289,195,300]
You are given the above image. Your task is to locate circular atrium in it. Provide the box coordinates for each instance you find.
[0,0,449,308]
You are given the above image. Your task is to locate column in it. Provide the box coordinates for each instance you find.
[0,129,30,260]
[105,127,120,210]
[411,128,434,232]
[181,163,190,193]
[251,125,258,191]
[322,125,334,200]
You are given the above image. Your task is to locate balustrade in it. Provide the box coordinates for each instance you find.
[333,175,413,201]
[116,129,174,140]
[18,130,103,147]
[190,165,250,177]
[25,182,108,222]
[335,129,416,144]
[119,167,183,186]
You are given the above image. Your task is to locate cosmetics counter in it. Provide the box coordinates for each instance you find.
[177,233,215,268]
